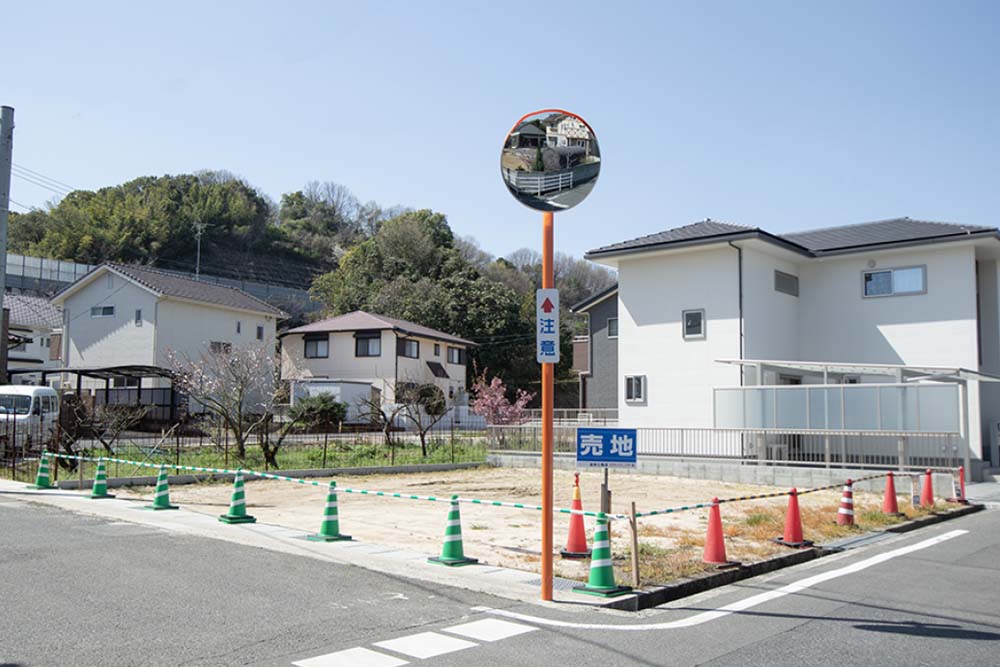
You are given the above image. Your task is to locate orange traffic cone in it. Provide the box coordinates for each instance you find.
[837,479,855,526]
[774,489,812,547]
[703,498,738,567]
[560,473,591,559]
[920,469,935,508]
[882,472,903,516]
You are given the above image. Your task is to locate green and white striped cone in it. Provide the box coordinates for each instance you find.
[90,458,115,499]
[428,495,478,567]
[307,481,351,541]
[573,514,632,598]
[145,466,179,510]
[219,470,256,524]
[28,452,53,489]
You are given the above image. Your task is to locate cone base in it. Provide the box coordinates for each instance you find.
[573,583,632,598]
[428,556,478,567]
[90,493,116,499]
[773,537,813,548]
[560,548,592,559]
[219,514,257,524]
[145,504,180,511]
[307,533,352,542]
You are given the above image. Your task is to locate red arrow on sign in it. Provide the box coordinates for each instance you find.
[540,298,555,313]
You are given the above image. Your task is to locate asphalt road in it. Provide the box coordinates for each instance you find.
[2,496,999,666]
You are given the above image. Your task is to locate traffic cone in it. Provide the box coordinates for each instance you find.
[307,481,351,541]
[28,451,53,489]
[574,514,632,597]
[948,466,969,505]
[146,466,179,510]
[882,472,903,516]
[774,489,812,547]
[703,498,739,566]
[837,479,855,526]
[560,473,591,559]
[920,469,935,508]
[219,470,256,524]
[90,458,115,499]
[428,496,478,566]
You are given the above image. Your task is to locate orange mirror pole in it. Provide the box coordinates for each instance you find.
[541,210,554,601]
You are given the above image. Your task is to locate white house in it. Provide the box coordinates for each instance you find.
[51,263,285,390]
[585,217,1000,478]
[280,311,475,419]
[5,294,63,386]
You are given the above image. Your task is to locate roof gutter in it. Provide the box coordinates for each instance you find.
[585,230,812,262]
[728,241,744,386]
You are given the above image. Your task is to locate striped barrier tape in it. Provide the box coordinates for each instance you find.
[45,452,626,520]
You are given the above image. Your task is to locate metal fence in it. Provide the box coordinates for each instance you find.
[502,168,573,195]
[521,408,618,425]
[487,425,965,470]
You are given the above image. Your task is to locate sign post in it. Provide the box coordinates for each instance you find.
[502,108,601,601]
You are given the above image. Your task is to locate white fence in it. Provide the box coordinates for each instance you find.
[502,168,573,195]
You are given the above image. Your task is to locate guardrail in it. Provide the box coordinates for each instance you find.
[502,168,573,195]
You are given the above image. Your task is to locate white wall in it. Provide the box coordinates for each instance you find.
[63,273,158,370]
[742,245,801,368]
[617,246,742,427]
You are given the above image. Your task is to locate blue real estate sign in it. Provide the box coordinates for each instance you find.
[576,427,638,468]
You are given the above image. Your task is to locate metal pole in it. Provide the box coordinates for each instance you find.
[629,501,640,588]
[0,107,14,384]
[540,210,554,601]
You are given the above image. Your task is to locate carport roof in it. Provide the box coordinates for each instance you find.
[716,358,1000,383]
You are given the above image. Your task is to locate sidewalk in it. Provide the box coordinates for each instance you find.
[965,480,1000,507]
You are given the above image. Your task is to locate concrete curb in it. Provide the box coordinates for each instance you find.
[55,461,489,490]
[605,503,983,612]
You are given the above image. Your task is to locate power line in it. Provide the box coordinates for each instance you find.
[12,171,71,197]
[8,198,30,211]
[12,163,75,191]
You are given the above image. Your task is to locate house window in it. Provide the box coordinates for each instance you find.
[355,332,382,357]
[625,375,646,402]
[863,266,926,298]
[774,271,799,297]
[256,325,264,341]
[434,343,441,356]
[398,338,419,359]
[135,309,142,326]
[90,305,115,318]
[236,321,242,335]
[682,309,705,339]
[447,346,466,364]
[304,334,329,359]
[106,273,113,289]
[607,318,619,338]
[209,341,232,355]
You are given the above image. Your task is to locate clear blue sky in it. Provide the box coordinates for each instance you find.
[5,1,998,260]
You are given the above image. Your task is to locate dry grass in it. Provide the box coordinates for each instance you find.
[615,491,951,587]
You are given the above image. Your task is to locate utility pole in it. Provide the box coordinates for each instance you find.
[0,107,14,384]
[193,221,207,280]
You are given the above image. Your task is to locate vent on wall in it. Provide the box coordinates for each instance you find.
[774,270,799,297]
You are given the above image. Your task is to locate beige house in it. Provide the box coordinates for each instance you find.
[280,311,475,413]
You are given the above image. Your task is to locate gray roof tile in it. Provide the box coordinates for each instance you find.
[5,294,62,330]
[782,217,995,252]
[587,220,756,256]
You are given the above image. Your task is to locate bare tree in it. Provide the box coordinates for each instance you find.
[356,393,406,464]
[166,342,277,462]
[397,382,448,457]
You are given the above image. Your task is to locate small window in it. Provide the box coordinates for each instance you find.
[304,334,329,359]
[355,333,382,357]
[774,270,799,297]
[256,325,264,341]
[106,273,114,289]
[135,309,142,326]
[863,266,926,298]
[682,309,705,339]
[90,305,115,318]
[236,321,242,335]
[398,338,419,359]
[625,375,646,402]
[434,343,441,356]
[607,318,619,338]
[209,341,232,355]
[447,347,466,364]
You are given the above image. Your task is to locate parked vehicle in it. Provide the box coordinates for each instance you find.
[0,385,60,451]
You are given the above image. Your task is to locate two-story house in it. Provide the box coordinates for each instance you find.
[51,263,285,390]
[585,217,1000,477]
[570,284,618,412]
[280,311,475,420]
[5,294,63,386]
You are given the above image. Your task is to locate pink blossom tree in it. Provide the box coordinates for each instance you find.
[469,369,534,426]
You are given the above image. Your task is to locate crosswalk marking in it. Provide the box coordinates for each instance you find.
[373,631,478,659]
[292,646,408,667]
[442,618,537,642]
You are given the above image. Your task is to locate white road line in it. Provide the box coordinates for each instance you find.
[374,631,478,659]
[292,646,408,667]
[443,618,538,642]
[474,529,969,631]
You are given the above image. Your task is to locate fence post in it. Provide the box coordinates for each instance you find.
[450,416,455,463]
[629,501,640,589]
[322,431,328,469]
[175,431,181,474]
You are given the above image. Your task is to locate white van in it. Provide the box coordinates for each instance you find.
[0,385,60,448]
